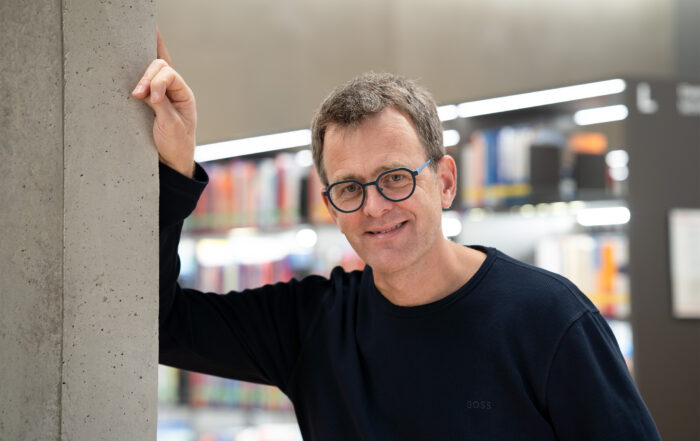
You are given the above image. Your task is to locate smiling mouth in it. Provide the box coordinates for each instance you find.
[368,221,406,235]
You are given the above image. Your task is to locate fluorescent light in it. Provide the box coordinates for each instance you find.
[194,129,312,162]
[520,204,536,218]
[568,201,586,214]
[551,202,569,215]
[605,149,629,168]
[195,238,233,267]
[609,166,629,181]
[577,206,630,227]
[574,105,629,126]
[606,149,630,182]
[296,228,318,248]
[442,211,462,237]
[177,237,197,275]
[443,129,461,147]
[295,149,314,167]
[177,238,196,263]
[468,208,486,222]
[437,105,459,121]
[229,234,294,264]
[457,79,626,118]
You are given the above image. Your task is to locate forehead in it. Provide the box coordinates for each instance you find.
[323,107,425,181]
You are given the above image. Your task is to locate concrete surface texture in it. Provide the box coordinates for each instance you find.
[0,0,64,438]
[1,0,159,439]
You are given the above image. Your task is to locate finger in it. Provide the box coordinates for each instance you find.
[140,86,183,129]
[149,65,191,104]
[131,58,169,98]
[156,27,173,66]
[146,90,177,118]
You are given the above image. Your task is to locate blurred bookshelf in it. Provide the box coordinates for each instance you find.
[159,78,700,440]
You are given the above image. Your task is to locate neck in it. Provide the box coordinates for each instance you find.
[372,240,487,307]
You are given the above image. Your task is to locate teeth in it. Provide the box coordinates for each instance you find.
[379,222,403,234]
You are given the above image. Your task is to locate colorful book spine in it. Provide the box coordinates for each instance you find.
[461,126,533,208]
[184,153,320,233]
[191,258,296,294]
[307,167,332,224]
[186,371,294,411]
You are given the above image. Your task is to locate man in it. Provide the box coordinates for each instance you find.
[133,36,661,440]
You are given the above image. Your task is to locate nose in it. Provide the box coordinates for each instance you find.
[361,184,392,217]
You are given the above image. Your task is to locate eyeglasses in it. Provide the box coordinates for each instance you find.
[323,159,432,213]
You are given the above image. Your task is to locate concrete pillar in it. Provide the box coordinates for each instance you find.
[1,1,158,440]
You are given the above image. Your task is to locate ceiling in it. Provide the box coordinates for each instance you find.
[157,0,674,145]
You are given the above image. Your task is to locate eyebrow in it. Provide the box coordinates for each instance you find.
[332,161,408,183]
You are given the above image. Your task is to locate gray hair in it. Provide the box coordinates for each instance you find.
[310,72,444,185]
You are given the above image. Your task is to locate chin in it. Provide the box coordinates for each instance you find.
[359,245,420,274]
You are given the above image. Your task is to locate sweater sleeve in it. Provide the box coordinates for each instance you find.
[158,161,327,392]
[159,161,209,228]
[545,311,661,441]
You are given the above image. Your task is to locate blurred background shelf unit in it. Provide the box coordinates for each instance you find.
[159,78,700,440]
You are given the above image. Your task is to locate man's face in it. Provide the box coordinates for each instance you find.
[321,107,454,274]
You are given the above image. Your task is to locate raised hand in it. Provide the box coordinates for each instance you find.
[132,29,197,178]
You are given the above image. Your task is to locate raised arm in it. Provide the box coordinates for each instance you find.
[132,29,197,178]
[138,32,331,389]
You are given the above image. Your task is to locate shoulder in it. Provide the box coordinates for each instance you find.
[474,246,598,327]
[231,267,363,334]
[469,247,607,389]
[273,266,366,329]
[287,265,365,303]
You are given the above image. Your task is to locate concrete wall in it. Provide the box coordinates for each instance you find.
[157,0,674,144]
[0,0,159,439]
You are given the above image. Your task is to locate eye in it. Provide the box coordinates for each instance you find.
[346,183,361,193]
[381,170,410,188]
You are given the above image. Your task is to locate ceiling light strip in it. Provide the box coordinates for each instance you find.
[577,206,631,227]
[195,79,626,162]
[457,79,626,118]
[574,105,629,126]
[194,129,312,163]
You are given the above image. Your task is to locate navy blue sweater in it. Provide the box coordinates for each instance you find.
[159,162,661,440]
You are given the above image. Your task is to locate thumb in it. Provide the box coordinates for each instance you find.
[156,27,174,66]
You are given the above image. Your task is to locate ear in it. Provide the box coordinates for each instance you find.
[436,155,458,209]
[321,191,340,226]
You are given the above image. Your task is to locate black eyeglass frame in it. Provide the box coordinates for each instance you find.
[323,159,432,213]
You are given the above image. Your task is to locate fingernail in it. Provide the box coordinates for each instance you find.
[151,90,160,101]
[133,84,144,94]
